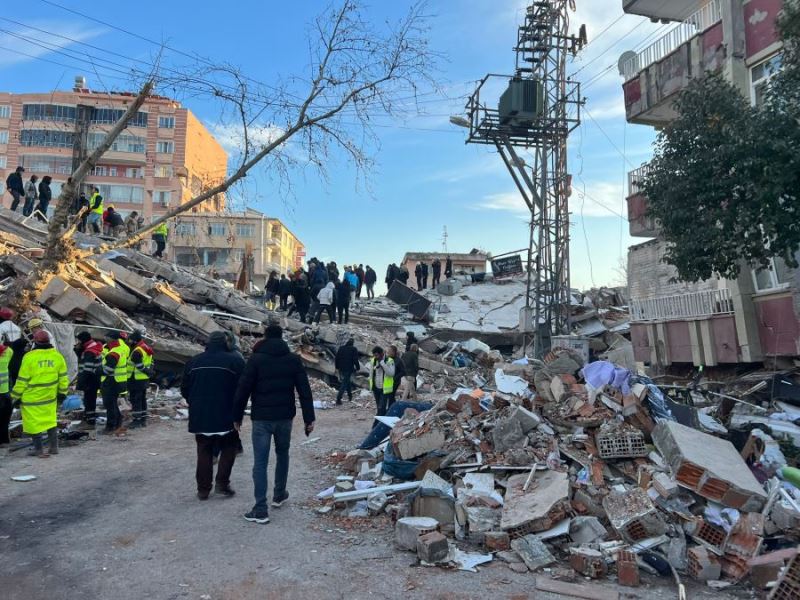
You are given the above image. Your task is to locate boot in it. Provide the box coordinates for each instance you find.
[47,428,59,455]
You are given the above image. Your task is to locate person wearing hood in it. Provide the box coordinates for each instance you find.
[127,330,154,429]
[11,329,68,457]
[414,263,423,290]
[334,338,360,405]
[183,330,245,500]
[34,175,52,222]
[335,277,351,324]
[432,258,442,288]
[289,273,311,323]
[314,281,336,324]
[5,166,25,211]
[234,324,315,524]
[74,331,103,430]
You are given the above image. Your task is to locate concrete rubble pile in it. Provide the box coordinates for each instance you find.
[315,344,800,594]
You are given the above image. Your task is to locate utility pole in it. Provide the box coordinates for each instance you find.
[441,225,448,253]
[457,1,585,357]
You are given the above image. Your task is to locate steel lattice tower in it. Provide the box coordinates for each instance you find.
[460,1,584,356]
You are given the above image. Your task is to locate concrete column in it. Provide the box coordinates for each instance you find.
[687,320,705,366]
[655,322,671,366]
[721,0,749,95]
[699,320,718,366]
[728,269,764,363]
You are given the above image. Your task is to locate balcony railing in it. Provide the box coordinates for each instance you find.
[627,163,653,196]
[630,288,733,322]
[621,0,722,81]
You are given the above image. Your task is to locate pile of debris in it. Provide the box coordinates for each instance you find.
[315,348,800,595]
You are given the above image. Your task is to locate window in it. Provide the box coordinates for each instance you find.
[125,167,143,178]
[91,165,109,177]
[208,223,226,236]
[156,140,174,153]
[20,129,74,148]
[19,154,72,174]
[87,132,145,153]
[94,184,144,204]
[175,222,196,236]
[158,116,175,128]
[0,131,7,144]
[0,156,6,168]
[236,223,255,237]
[90,108,148,127]
[0,105,10,119]
[753,257,791,292]
[271,226,281,240]
[751,54,782,107]
[154,190,171,205]
[154,165,173,178]
[22,103,77,122]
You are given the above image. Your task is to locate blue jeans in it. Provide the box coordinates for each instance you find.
[87,212,102,234]
[251,419,292,511]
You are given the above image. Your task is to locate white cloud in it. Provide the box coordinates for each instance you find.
[0,21,106,68]
[209,122,285,153]
[475,191,530,216]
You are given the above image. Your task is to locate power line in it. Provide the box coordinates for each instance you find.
[583,107,636,169]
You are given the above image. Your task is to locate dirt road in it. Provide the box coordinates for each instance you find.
[1,401,743,600]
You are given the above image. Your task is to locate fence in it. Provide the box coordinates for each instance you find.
[630,288,733,322]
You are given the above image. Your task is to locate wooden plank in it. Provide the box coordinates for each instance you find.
[535,578,619,600]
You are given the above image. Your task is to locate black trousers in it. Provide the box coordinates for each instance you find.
[101,381,124,430]
[279,294,289,310]
[0,393,11,445]
[356,283,362,298]
[422,276,428,289]
[196,431,238,493]
[337,304,349,324]
[82,382,99,424]
[129,381,148,425]
[314,304,335,324]
[154,239,166,258]
[433,274,441,287]
[373,388,386,416]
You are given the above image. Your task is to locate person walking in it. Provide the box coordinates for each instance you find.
[235,324,315,524]
[278,274,291,310]
[183,331,245,500]
[414,263,423,290]
[34,176,52,222]
[314,281,336,324]
[100,331,130,434]
[384,345,404,410]
[10,330,68,458]
[74,331,103,430]
[152,221,168,258]
[432,258,442,288]
[335,277,351,324]
[76,191,90,232]
[265,272,279,310]
[127,331,154,429]
[334,338,360,405]
[445,255,453,278]
[355,264,365,299]
[5,166,25,211]
[23,174,39,217]
[87,186,104,234]
[0,339,13,447]
[368,346,395,416]
[401,343,419,400]
[364,265,377,299]
[421,262,429,290]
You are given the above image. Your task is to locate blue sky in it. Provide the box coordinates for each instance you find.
[0,1,670,289]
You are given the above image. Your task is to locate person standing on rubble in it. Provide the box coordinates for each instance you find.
[11,329,68,458]
[124,211,140,237]
[34,175,52,222]
[23,174,39,217]
[127,331,154,429]
[445,255,453,278]
[384,345,404,410]
[183,331,245,500]
[334,338,360,405]
[344,267,359,303]
[432,258,442,288]
[74,331,103,430]
[100,331,130,434]
[278,274,291,310]
[265,272,280,310]
[75,191,89,232]
[401,343,419,400]
[414,263,423,290]
[368,346,395,416]
[355,264,365,299]
[0,307,25,385]
[364,265,376,299]
[335,277,351,325]
[314,281,336,324]
[152,221,168,258]
[106,207,125,237]
[421,262,429,290]
[234,324,315,524]
[386,263,396,290]
[87,186,104,234]
[290,273,311,323]
[0,337,13,447]
[398,265,410,286]
[6,166,25,212]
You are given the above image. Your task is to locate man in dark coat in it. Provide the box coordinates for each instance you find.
[182,331,245,500]
[432,258,442,288]
[355,264,365,298]
[334,339,360,405]
[445,256,453,278]
[5,166,24,212]
[414,263,423,290]
[290,274,311,323]
[421,262,429,289]
[335,278,351,324]
[278,274,291,310]
[364,265,377,299]
[235,325,315,524]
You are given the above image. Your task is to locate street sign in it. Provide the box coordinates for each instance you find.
[491,254,524,278]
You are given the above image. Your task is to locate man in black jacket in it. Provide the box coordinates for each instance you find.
[364,265,377,299]
[235,324,315,524]
[5,166,24,212]
[278,274,291,310]
[335,278,351,324]
[334,339,360,405]
[182,331,245,500]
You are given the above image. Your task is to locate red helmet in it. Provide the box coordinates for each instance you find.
[0,307,14,321]
[32,329,51,344]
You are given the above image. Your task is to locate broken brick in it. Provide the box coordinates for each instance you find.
[416,530,449,563]
[484,531,510,552]
[617,549,639,587]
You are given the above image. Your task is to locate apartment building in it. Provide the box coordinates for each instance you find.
[620,0,797,367]
[169,208,305,285]
[0,77,227,219]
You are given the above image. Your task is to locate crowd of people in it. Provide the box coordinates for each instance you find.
[384,256,452,290]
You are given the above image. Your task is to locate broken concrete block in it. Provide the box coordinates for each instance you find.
[652,472,679,499]
[602,488,666,544]
[685,517,727,552]
[391,419,446,461]
[653,421,767,511]
[496,550,523,563]
[596,422,648,459]
[411,494,455,531]
[492,417,525,454]
[508,405,541,433]
[667,532,688,571]
[687,546,721,581]
[569,516,607,544]
[416,531,449,563]
[395,517,439,551]
[465,506,501,533]
[510,535,555,571]
[768,550,800,599]
[748,547,798,589]
[335,480,354,493]
[484,531,510,552]
[507,562,529,573]
[367,493,390,515]
[616,549,640,587]
[569,547,607,579]
[501,470,570,538]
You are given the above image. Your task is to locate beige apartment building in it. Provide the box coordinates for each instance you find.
[169,208,305,285]
[0,77,227,219]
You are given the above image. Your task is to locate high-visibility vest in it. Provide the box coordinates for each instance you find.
[128,342,153,381]
[101,341,130,384]
[90,192,103,214]
[368,357,394,394]
[10,347,68,434]
[154,222,168,238]
[0,345,13,394]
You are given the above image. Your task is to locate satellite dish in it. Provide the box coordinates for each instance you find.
[618,50,638,77]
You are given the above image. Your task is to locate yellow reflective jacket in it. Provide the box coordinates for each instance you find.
[128,342,153,381]
[0,344,13,394]
[102,340,130,384]
[90,192,103,214]
[11,346,68,434]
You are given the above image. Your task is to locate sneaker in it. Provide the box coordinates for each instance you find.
[214,485,235,497]
[244,509,270,524]
[197,491,210,501]
[272,492,289,508]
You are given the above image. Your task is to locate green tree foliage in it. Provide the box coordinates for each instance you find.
[642,3,800,282]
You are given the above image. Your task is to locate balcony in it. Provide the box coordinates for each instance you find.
[621,0,724,126]
[630,288,733,322]
[626,163,659,237]
[623,0,708,22]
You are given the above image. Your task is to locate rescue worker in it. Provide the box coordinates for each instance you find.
[87,186,103,234]
[153,221,168,258]
[10,329,68,457]
[0,339,13,446]
[0,307,25,385]
[74,331,103,429]
[101,331,130,434]
[368,346,395,417]
[127,330,153,428]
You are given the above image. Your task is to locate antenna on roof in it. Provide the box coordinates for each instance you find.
[441,225,448,253]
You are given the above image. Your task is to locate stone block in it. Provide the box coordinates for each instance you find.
[510,535,555,571]
[569,547,607,578]
[484,531,510,552]
[367,493,390,515]
[416,530,449,563]
[687,546,721,582]
[617,549,640,587]
[508,405,541,433]
[492,417,525,454]
[569,516,607,545]
[602,488,666,544]
[501,470,570,538]
[395,517,439,551]
[391,422,446,461]
[652,472,679,498]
